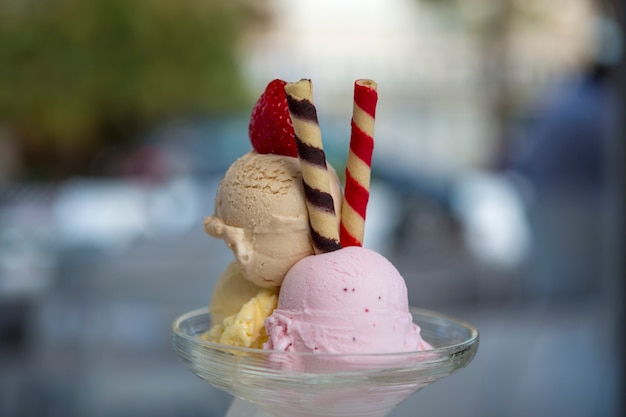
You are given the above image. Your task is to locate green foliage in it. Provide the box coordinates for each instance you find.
[0,0,251,150]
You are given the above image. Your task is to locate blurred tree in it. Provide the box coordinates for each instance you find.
[0,0,253,179]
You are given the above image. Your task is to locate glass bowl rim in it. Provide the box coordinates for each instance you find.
[172,306,479,359]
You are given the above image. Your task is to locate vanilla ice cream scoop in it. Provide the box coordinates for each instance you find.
[202,262,278,348]
[204,151,342,288]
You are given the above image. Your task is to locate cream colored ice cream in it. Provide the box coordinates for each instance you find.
[204,151,342,289]
[202,151,342,347]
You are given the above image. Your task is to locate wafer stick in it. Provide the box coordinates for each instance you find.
[340,79,378,247]
[284,79,341,254]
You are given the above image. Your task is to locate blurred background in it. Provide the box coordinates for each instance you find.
[0,0,623,416]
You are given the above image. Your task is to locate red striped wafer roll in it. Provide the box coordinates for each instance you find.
[284,79,341,254]
[340,79,378,247]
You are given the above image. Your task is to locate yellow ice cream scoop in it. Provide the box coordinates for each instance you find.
[218,289,277,348]
[202,262,277,348]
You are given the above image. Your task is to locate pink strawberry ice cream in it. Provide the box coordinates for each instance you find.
[264,246,431,353]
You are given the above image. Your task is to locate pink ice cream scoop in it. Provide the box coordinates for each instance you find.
[264,246,431,354]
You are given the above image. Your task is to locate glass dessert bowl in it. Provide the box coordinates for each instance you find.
[172,307,478,417]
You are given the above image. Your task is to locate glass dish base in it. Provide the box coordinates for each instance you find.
[173,307,478,417]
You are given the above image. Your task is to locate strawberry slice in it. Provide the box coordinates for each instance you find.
[249,79,297,157]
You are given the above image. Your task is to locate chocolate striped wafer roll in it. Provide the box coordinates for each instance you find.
[284,79,341,254]
[340,79,378,247]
